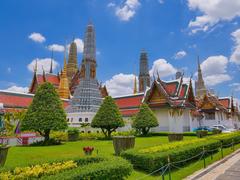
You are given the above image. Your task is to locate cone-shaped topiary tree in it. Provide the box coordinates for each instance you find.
[132,103,158,136]
[91,96,124,138]
[21,82,67,142]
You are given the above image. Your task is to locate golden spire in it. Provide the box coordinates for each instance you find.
[34,60,38,73]
[133,75,137,94]
[58,49,70,99]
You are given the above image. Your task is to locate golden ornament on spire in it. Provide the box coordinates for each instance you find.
[58,49,70,99]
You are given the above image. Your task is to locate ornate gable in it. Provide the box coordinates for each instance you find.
[144,81,169,106]
[200,95,215,110]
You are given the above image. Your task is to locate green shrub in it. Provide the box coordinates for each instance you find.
[212,128,222,135]
[121,139,220,173]
[183,132,197,136]
[144,132,196,137]
[196,130,208,138]
[112,130,135,137]
[30,138,61,146]
[68,128,79,141]
[209,132,240,147]
[41,157,133,180]
[79,132,105,140]
[50,131,68,141]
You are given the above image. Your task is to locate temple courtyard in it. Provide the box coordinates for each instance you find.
[1,135,239,180]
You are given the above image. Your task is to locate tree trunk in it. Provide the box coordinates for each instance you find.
[101,128,107,137]
[107,130,112,139]
[44,129,50,142]
[142,127,150,136]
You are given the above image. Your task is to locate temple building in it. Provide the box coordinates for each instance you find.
[115,72,196,132]
[193,58,240,129]
[0,22,239,132]
[29,59,60,94]
[115,55,240,132]
[66,23,103,128]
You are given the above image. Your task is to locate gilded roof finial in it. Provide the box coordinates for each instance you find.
[50,49,53,73]
[34,60,38,73]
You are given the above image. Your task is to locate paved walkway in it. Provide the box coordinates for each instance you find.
[186,149,240,180]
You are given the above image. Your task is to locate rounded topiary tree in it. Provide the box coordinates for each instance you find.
[132,103,158,136]
[91,96,124,138]
[21,82,67,142]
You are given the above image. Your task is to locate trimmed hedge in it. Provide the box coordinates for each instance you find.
[121,132,240,173]
[42,157,133,180]
[0,156,132,180]
[209,132,240,147]
[121,139,220,173]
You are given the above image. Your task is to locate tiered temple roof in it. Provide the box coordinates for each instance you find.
[114,77,196,117]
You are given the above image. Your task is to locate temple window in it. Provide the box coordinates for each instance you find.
[79,118,82,122]
[85,118,88,122]
[205,112,215,120]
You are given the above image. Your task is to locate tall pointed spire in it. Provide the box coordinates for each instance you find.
[34,60,38,73]
[139,49,150,92]
[133,75,137,94]
[83,22,96,61]
[80,22,97,80]
[195,56,207,97]
[67,38,78,83]
[58,49,70,99]
[67,22,102,115]
[50,49,53,73]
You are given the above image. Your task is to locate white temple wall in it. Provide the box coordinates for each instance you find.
[117,117,132,132]
[151,108,170,132]
[182,110,191,132]
[67,112,96,128]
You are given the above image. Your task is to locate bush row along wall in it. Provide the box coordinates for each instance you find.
[121,132,240,173]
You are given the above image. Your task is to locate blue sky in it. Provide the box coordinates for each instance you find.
[0,0,240,100]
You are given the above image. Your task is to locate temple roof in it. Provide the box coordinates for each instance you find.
[113,78,195,117]
[0,90,69,112]
[114,93,144,117]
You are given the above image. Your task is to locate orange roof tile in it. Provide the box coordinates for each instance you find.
[219,98,230,109]
[115,94,144,109]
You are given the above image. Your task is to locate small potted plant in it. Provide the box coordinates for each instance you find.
[83,146,94,155]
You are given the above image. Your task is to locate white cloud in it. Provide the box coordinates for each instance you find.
[5,86,29,93]
[230,28,240,65]
[48,44,65,52]
[188,0,240,33]
[174,50,187,59]
[149,59,177,78]
[158,0,164,4]
[105,73,137,96]
[7,67,11,73]
[200,55,231,86]
[230,83,240,92]
[48,38,84,53]
[204,74,231,86]
[73,38,84,53]
[27,58,59,73]
[107,2,116,7]
[28,32,46,43]
[113,0,140,21]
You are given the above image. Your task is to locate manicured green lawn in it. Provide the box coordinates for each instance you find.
[5,136,194,169]
[3,136,239,180]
